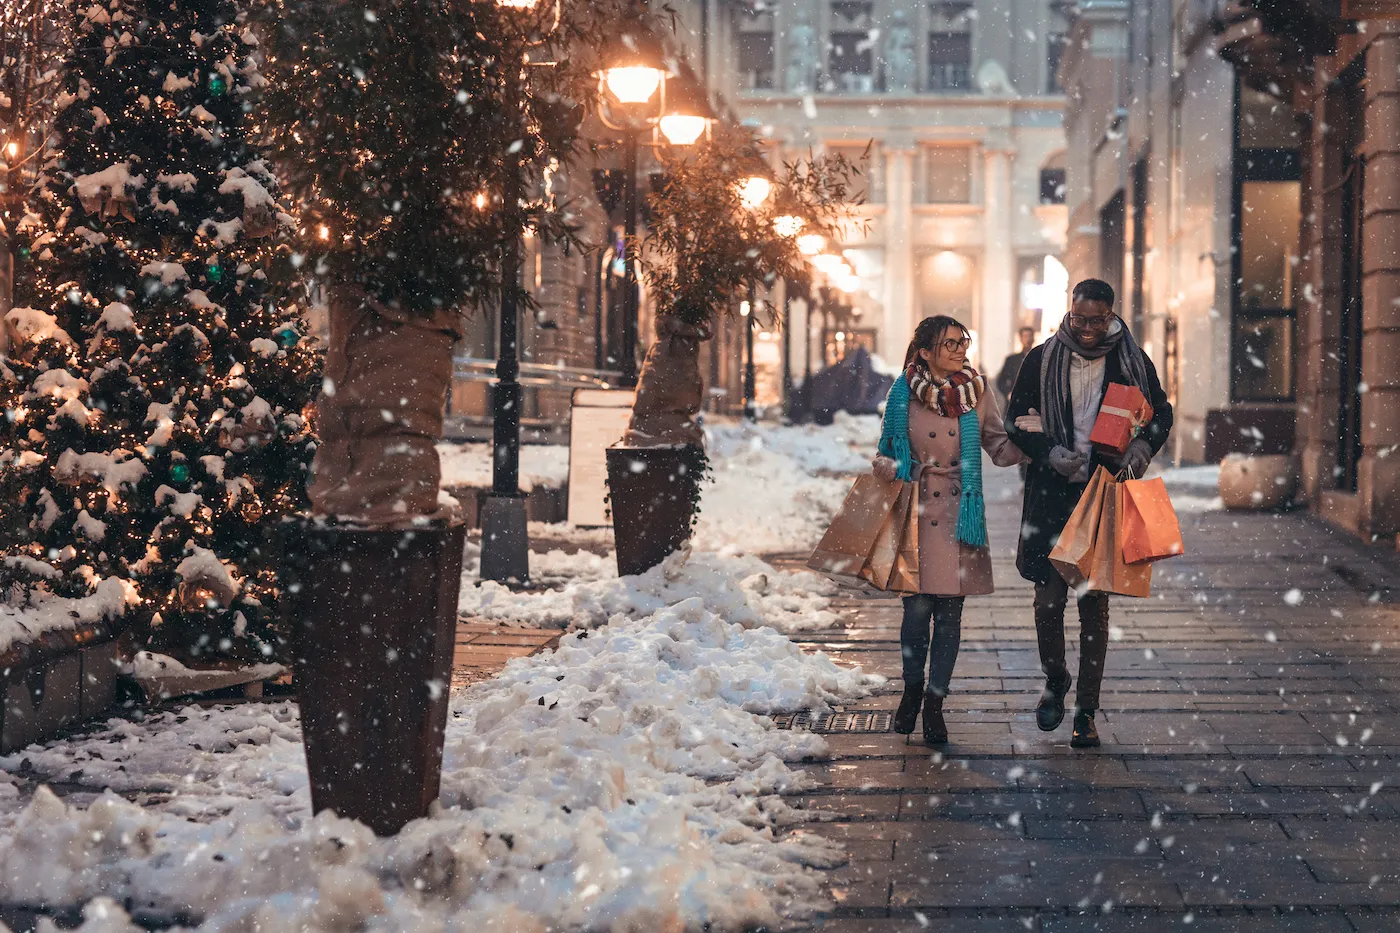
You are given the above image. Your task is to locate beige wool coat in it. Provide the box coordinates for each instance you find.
[906,390,1025,596]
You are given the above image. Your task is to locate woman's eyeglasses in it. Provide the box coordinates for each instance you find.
[939,336,972,353]
[1066,313,1113,332]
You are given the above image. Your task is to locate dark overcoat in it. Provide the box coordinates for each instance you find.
[1003,342,1174,584]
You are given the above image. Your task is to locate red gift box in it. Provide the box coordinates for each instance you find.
[1090,384,1153,456]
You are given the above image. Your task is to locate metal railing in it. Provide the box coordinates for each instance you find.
[451,356,622,390]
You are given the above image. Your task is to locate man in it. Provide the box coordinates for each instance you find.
[1004,279,1173,748]
[996,326,1037,402]
[997,326,1037,483]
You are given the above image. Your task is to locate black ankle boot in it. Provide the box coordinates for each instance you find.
[923,694,948,744]
[1071,709,1100,748]
[1036,675,1072,732]
[893,681,923,735]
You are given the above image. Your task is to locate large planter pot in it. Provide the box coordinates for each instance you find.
[1219,453,1299,511]
[284,517,465,836]
[605,444,705,577]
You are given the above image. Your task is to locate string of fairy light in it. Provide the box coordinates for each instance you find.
[2,6,318,654]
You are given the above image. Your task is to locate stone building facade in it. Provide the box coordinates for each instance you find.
[1060,0,1400,541]
[670,0,1070,389]
[1220,1,1400,541]
[1057,0,1307,467]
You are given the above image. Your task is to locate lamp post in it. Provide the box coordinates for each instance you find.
[772,214,806,418]
[737,174,772,421]
[481,0,556,584]
[597,31,710,386]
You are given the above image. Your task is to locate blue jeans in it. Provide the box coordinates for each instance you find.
[901,595,965,697]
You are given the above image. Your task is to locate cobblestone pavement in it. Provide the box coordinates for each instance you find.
[782,469,1400,932]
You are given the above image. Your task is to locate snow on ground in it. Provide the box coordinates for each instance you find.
[437,442,570,492]
[0,573,135,655]
[1156,463,1222,513]
[695,414,877,555]
[703,412,879,475]
[461,547,842,635]
[455,415,878,631]
[0,599,879,933]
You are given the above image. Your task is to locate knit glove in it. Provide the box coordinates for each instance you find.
[1120,438,1153,479]
[872,455,899,482]
[1049,445,1088,479]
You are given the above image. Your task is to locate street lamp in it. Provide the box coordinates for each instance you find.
[596,29,711,388]
[739,172,772,422]
[657,75,713,147]
[772,214,806,417]
[480,0,560,584]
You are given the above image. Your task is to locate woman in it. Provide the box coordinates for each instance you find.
[872,316,1026,743]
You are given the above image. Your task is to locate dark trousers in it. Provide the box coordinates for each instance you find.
[901,595,965,697]
[1034,575,1110,712]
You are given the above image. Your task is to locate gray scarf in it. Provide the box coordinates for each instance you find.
[1040,318,1151,450]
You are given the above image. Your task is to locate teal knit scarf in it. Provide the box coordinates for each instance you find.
[878,375,988,548]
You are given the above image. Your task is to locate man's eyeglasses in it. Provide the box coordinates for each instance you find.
[940,336,972,353]
[1067,313,1113,332]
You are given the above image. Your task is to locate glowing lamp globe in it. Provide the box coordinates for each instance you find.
[659,114,709,146]
[738,175,773,211]
[773,215,806,238]
[604,65,663,105]
[797,233,827,256]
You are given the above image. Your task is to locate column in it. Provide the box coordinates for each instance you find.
[882,145,915,365]
[1361,32,1400,535]
[980,144,1015,374]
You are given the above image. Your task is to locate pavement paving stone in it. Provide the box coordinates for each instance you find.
[787,473,1400,930]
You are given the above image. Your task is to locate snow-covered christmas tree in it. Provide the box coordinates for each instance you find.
[0,0,319,664]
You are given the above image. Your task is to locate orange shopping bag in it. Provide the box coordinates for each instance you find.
[858,481,921,595]
[1048,466,1112,588]
[1084,479,1153,597]
[1120,477,1185,564]
[808,473,904,582]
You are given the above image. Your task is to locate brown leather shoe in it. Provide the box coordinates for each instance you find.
[1070,710,1100,748]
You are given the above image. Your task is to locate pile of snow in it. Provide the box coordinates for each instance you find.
[695,447,852,554]
[0,599,878,932]
[690,416,876,555]
[703,412,879,476]
[0,576,136,656]
[461,548,840,635]
[437,442,570,492]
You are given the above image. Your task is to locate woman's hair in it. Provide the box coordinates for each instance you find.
[903,315,969,370]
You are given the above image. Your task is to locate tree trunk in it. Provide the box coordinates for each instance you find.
[307,284,462,525]
[620,313,711,448]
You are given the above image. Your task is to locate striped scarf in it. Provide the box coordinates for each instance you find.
[906,363,985,418]
[878,373,989,549]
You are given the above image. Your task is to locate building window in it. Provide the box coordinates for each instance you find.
[928,1,973,93]
[829,1,875,93]
[736,9,775,91]
[1039,167,1066,204]
[918,250,976,321]
[924,146,973,203]
[1047,31,1068,93]
[1231,84,1300,405]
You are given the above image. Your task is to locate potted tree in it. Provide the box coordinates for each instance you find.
[607,130,859,575]
[257,0,616,834]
